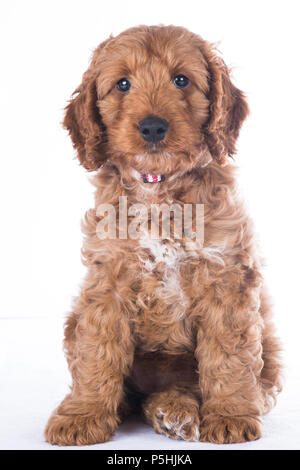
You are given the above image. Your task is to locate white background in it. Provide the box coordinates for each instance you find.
[1,0,300,450]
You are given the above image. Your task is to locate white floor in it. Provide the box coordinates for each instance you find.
[1,316,299,450]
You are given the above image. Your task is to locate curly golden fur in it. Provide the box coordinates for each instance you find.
[45,25,282,446]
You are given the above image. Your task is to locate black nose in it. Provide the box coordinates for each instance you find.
[138,116,168,143]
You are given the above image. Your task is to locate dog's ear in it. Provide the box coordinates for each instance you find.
[200,41,249,165]
[63,39,113,171]
[63,70,105,171]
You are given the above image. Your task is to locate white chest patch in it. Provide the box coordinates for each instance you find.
[138,233,191,319]
[139,235,183,266]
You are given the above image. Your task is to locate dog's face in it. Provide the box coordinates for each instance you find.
[64,26,249,174]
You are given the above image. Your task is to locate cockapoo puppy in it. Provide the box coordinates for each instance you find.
[45,25,282,445]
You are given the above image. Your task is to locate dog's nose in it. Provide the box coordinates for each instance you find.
[138,116,168,143]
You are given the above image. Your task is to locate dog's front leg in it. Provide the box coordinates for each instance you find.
[45,294,135,446]
[195,272,265,444]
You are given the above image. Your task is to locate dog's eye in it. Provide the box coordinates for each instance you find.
[173,75,189,88]
[116,78,131,92]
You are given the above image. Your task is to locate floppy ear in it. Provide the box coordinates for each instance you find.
[63,69,106,171]
[63,33,114,171]
[200,41,249,165]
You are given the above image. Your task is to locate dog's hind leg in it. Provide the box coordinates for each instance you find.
[142,388,200,441]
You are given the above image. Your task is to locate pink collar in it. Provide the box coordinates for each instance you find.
[141,174,165,183]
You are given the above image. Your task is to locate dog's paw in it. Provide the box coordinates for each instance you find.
[153,405,200,442]
[44,413,115,446]
[200,415,262,444]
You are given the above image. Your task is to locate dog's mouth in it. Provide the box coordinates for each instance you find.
[146,143,162,154]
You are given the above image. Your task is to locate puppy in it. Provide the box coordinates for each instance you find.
[45,25,282,445]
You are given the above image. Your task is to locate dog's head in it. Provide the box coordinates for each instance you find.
[64,25,249,175]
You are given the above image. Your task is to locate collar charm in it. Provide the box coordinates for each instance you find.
[141,174,165,183]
